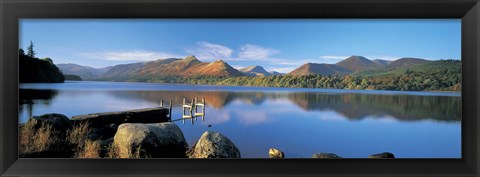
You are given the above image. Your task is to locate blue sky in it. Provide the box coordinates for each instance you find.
[20,19,460,73]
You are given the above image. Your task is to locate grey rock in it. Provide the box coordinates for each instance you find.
[190,131,241,158]
[21,113,74,158]
[368,152,395,158]
[26,113,73,136]
[113,123,188,158]
[269,148,285,158]
[312,153,342,158]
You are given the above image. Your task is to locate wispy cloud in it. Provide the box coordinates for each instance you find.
[185,41,233,60]
[365,55,401,60]
[319,55,350,60]
[237,44,280,60]
[80,50,180,61]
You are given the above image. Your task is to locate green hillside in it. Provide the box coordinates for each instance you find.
[352,60,461,91]
[215,60,461,91]
[353,60,460,77]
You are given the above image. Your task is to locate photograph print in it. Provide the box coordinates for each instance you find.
[18,19,461,159]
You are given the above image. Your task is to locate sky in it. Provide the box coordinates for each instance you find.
[20,19,461,73]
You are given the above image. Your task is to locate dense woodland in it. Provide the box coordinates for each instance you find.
[19,42,65,83]
[217,62,461,91]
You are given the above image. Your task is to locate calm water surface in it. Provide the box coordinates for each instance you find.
[19,81,461,158]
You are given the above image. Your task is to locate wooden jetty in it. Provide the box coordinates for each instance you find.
[71,107,170,128]
[181,97,206,124]
[70,97,205,126]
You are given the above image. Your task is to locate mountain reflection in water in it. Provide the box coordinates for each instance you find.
[103,90,461,122]
[18,82,461,158]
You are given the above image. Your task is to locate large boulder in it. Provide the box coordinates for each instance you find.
[312,153,342,159]
[20,113,74,158]
[113,123,188,158]
[26,113,73,137]
[190,131,241,158]
[269,148,285,158]
[368,152,395,158]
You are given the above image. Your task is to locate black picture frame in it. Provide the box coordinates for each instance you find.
[1,0,479,176]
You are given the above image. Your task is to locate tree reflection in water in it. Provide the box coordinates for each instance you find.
[107,90,460,122]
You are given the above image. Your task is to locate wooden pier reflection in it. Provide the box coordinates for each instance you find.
[162,97,206,124]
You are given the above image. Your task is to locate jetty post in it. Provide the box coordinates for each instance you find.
[160,100,172,122]
[182,98,196,124]
[202,97,205,121]
[193,97,206,121]
[180,97,206,124]
[189,98,194,117]
[169,100,172,122]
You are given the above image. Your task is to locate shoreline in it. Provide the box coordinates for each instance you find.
[19,111,399,159]
[20,80,462,97]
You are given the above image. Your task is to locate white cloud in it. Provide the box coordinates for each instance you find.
[319,55,350,60]
[274,58,324,66]
[365,55,401,61]
[186,41,233,60]
[80,50,179,61]
[237,44,280,60]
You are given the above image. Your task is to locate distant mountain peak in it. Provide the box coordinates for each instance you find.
[351,55,364,57]
[288,63,350,76]
[346,55,369,60]
[184,55,197,60]
[240,65,272,76]
[57,63,112,80]
[240,65,264,71]
[214,59,226,63]
[270,71,284,75]
[336,56,377,72]
[372,59,393,67]
[386,58,429,69]
[249,65,262,69]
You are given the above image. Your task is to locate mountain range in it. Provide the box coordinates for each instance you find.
[239,66,284,76]
[57,55,440,81]
[289,56,429,76]
[57,64,111,80]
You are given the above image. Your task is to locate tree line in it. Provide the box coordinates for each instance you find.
[19,41,65,83]
[124,61,461,92]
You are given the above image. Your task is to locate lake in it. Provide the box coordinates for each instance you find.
[19,81,461,158]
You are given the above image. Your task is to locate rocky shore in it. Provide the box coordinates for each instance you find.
[19,110,395,159]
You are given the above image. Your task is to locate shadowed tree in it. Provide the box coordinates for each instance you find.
[27,41,36,58]
[19,48,25,56]
[43,58,53,64]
